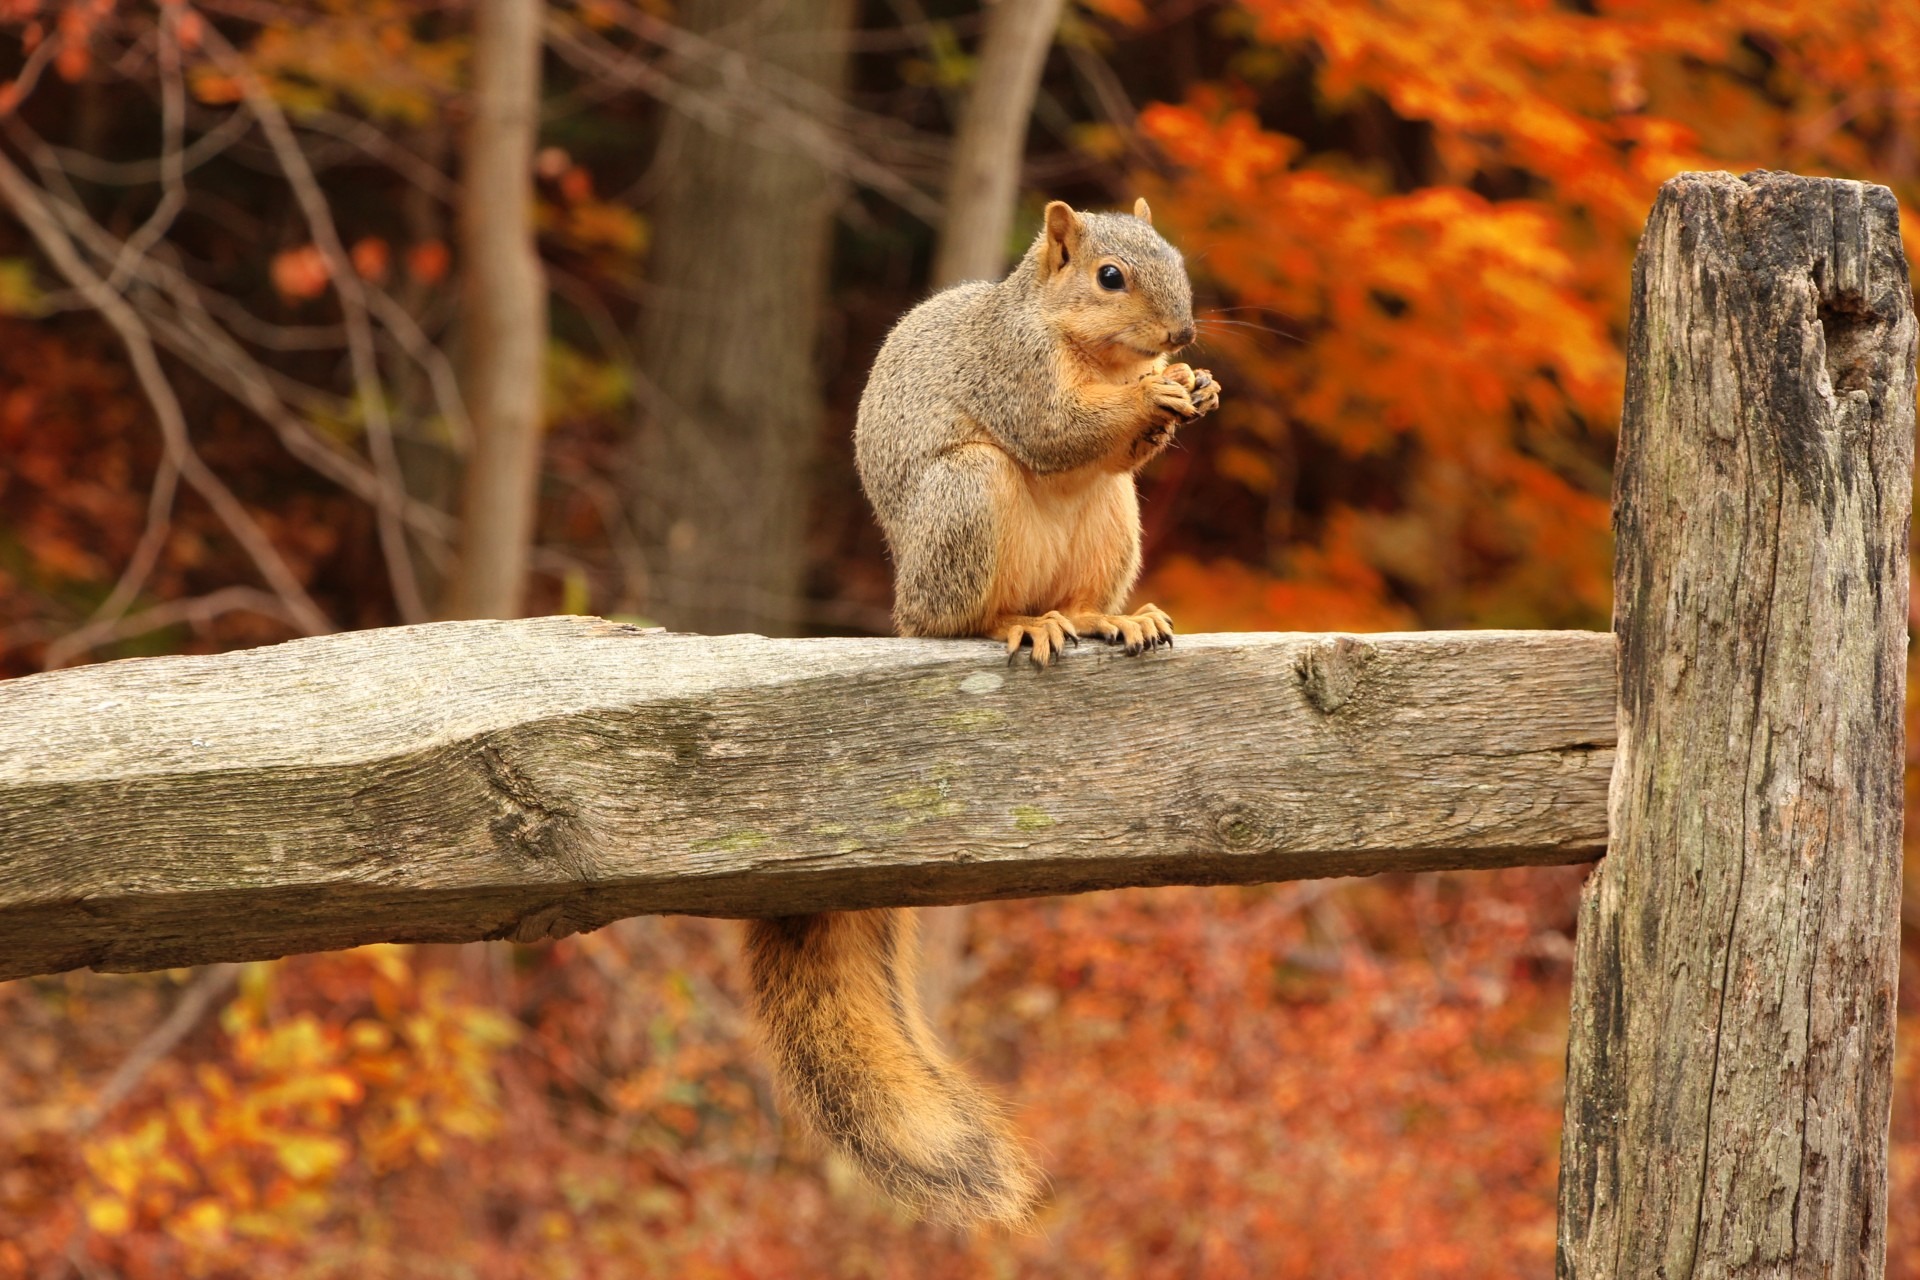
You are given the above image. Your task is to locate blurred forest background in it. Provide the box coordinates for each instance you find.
[0,0,1918,1276]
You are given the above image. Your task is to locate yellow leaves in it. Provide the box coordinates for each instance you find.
[558,198,648,257]
[83,1115,180,1200]
[83,1193,133,1236]
[170,1196,232,1249]
[0,258,43,317]
[72,947,518,1275]
[548,341,633,421]
[271,1133,350,1181]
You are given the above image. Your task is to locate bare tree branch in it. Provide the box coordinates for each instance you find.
[545,11,944,223]
[43,585,309,669]
[0,149,336,642]
[0,22,65,120]
[202,26,430,624]
[70,964,242,1134]
[41,108,253,186]
[293,107,460,202]
[104,9,188,292]
[4,118,458,547]
[46,453,185,669]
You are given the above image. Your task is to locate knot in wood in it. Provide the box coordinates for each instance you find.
[505,901,583,944]
[1210,802,1271,851]
[476,740,584,869]
[1296,636,1377,714]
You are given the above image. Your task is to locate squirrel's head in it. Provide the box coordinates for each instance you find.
[1028,198,1196,361]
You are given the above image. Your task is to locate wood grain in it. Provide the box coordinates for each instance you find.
[1558,171,1915,1278]
[0,621,1614,981]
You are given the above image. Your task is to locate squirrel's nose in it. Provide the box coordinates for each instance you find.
[1169,326,1195,349]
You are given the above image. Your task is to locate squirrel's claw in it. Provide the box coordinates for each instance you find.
[1134,603,1175,647]
[998,611,1079,668]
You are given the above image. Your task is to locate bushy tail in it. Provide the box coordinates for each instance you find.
[745,909,1044,1227]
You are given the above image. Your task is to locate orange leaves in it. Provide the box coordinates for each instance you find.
[1144,544,1415,634]
[173,7,204,52]
[944,875,1582,1278]
[1137,96,1620,625]
[1078,0,1150,25]
[1121,0,1920,630]
[53,0,111,82]
[1140,101,1296,197]
[537,150,650,262]
[235,1,466,125]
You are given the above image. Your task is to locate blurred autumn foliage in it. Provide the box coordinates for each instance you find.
[2,1,1919,1277]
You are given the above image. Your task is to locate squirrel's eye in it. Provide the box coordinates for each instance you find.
[1097,264,1126,291]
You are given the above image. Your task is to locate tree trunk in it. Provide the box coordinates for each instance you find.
[442,0,547,621]
[1558,172,1915,1278]
[630,0,853,637]
[929,0,1064,289]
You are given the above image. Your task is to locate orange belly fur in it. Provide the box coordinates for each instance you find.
[980,457,1137,623]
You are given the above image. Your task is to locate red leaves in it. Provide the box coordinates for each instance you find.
[269,245,328,302]
[348,237,389,284]
[405,239,449,286]
[271,240,430,299]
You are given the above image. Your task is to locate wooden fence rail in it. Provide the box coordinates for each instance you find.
[0,169,1911,1276]
[1,624,1613,980]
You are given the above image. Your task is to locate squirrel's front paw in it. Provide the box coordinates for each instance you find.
[1147,364,1221,421]
[992,611,1079,668]
[1184,367,1221,418]
[1146,369,1198,420]
[1066,604,1174,656]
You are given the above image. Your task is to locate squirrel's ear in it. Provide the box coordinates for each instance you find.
[1042,200,1082,273]
[1133,197,1153,225]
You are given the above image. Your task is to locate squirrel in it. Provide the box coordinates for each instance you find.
[745,199,1220,1227]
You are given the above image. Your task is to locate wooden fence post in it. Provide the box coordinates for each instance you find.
[1559,172,1916,1276]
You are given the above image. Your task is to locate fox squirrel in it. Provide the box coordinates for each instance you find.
[745,199,1220,1226]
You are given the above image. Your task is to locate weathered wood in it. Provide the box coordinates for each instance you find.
[0,620,1614,981]
[1559,172,1914,1278]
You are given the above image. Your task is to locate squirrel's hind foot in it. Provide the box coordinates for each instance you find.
[993,611,1079,667]
[1067,604,1174,656]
